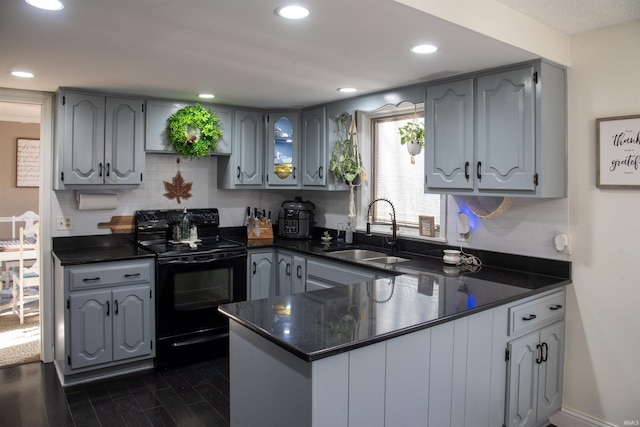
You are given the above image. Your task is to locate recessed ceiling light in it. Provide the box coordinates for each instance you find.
[410,44,438,54]
[25,0,64,11]
[275,5,309,20]
[337,87,357,93]
[198,93,215,99]
[11,71,34,78]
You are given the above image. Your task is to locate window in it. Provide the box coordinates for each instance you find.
[371,109,441,232]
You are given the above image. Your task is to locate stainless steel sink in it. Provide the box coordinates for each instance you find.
[325,249,410,264]
[326,249,388,261]
[364,256,410,264]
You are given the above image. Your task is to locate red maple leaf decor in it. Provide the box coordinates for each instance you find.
[163,171,192,204]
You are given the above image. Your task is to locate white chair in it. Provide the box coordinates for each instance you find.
[11,222,40,324]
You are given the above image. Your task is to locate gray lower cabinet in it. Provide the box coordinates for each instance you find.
[277,251,306,295]
[306,257,380,291]
[248,249,389,298]
[506,322,564,427]
[248,250,276,300]
[54,258,155,385]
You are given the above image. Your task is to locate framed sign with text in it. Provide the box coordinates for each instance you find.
[596,114,640,189]
[418,215,435,237]
[16,138,40,187]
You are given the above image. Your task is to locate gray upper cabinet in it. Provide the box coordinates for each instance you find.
[266,112,300,187]
[55,90,145,188]
[145,99,232,155]
[218,110,264,188]
[302,107,327,187]
[476,66,536,192]
[425,78,474,190]
[424,60,567,198]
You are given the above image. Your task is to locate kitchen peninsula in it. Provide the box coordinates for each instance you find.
[220,265,570,427]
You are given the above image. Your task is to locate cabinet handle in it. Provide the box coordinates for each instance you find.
[541,342,548,362]
[124,273,141,278]
[106,300,110,316]
[99,162,103,177]
[319,166,323,179]
[252,262,256,275]
[106,162,110,177]
[522,314,537,321]
[464,161,470,180]
[476,161,482,180]
[114,300,119,315]
[297,265,302,278]
[237,166,241,179]
[286,263,291,276]
[549,304,563,311]
[536,344,543,364]
[293,166,296,179]
[83,277,100,282]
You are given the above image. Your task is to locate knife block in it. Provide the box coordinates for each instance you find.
[247,219,274,240]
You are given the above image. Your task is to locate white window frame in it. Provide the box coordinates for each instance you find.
[355,104,447,243]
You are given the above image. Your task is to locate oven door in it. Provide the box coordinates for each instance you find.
[156,250,247,360]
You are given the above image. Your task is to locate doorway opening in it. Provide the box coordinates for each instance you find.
[0,100,42,367]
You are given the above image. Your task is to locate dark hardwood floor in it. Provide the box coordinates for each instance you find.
[0,356,230,427]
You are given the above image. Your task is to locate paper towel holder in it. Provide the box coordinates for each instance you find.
[75,191,119,210]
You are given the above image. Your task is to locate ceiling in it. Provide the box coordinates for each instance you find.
[0,0,638,121]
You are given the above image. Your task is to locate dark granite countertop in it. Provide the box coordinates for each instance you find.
[52,234,155,266]
[221,230,571,361]
[219,273,569,362]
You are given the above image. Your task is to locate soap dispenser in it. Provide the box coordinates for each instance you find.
[181,208,190,240]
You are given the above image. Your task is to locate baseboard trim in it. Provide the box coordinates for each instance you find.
[551,407,618,427]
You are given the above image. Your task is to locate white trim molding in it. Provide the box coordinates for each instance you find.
[551,408,619,427]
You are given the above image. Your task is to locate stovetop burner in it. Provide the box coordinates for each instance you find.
[135,208,245,257]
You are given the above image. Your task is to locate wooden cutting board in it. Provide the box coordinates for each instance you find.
[98,215,134,234]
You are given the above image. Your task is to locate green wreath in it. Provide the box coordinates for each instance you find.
[167,104,222,158]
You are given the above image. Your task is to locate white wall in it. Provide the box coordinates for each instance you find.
[562,20,640,426]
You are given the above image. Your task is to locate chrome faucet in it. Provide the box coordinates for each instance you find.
[366,198,397,254]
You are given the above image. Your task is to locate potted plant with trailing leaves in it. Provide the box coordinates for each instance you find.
[329,112,366,185]
[398,120,424,164]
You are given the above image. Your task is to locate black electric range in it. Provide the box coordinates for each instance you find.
[135,208,247,367]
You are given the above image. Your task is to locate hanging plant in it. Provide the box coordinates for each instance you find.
[167,104,222,158]
[329,112,366,184]
[398,120,425,164]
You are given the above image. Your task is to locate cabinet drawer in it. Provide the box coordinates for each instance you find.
[509,291,565,336]
[69,260,152,291]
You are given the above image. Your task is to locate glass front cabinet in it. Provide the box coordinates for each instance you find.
[266,112,300,187]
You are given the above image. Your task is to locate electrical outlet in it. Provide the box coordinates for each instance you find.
[57,216,72,230]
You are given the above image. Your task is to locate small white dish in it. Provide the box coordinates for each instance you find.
[321,236,333,243]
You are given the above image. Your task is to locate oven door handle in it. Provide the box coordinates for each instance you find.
[158,254,246,265]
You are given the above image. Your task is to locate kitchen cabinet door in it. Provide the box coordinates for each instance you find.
[291,256,306,294]
[276,253,293,296]
[248,251,275,300]
[266,112,300,187]
[60,92,106,185]
[425,78,474,190]
[69,289,113,369]
[302,107,327,187]
[112,285,152,361]
[104,97,145,185]
[234,110,264,186]
[506,321,565,427]
[476,66,535,192]
[56,91,145,187]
